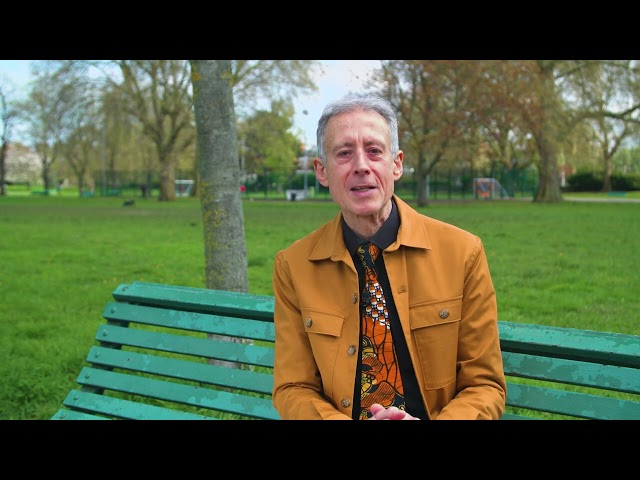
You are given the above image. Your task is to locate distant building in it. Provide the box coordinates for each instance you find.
[4,142,40,185]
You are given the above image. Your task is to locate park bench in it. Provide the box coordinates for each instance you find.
[607,191,627,198]
[51,281,640,420]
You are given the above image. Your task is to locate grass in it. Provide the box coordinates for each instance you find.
[1,191,639,419]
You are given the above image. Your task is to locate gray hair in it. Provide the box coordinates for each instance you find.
[315,93,399,163]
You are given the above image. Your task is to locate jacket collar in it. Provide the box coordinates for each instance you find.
[308,195,432,262]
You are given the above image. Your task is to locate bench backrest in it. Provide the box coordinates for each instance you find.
[51,281,640,420]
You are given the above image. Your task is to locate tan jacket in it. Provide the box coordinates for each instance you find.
[272,195,506,420]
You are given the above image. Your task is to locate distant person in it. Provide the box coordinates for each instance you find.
[140,183,148,198]
[271,93,506,420]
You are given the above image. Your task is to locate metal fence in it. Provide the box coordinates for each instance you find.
[90,165,538,201]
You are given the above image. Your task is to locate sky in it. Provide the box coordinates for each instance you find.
[0,59,381,148]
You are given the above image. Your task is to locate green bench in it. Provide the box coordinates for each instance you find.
[51,281,640,420]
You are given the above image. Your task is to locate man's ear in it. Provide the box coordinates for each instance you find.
[314,157,329,187]
[393,151,404,180]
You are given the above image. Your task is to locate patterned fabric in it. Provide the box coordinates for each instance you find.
[357,242,405,420]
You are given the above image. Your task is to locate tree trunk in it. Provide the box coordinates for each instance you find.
[190,60,251,369]
[158,156,176,201]
[415,151,428,207]
[0,141,7,196]
[602,153,613,192]
[534,130,563,202]
[533,64,563,203]
[42,160,51,191]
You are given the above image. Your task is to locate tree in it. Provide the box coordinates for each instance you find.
[239,100,300,193]
[111,61,195,201]
[60,116,100,195]
[564,60,640,191]
[378,60,640,204]
[0,80,18,196]
[20,62,88,191]
[190,60,248,293]
[230,60,320,117]
[378,60,481,206]
[511,60,640,202]
[190,60,250,369]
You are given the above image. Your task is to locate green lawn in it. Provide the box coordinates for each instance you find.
[1,192,639,419]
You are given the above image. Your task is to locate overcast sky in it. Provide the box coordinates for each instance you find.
[0,59,381,148]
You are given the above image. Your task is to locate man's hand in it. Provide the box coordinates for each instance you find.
[368,403,420,420]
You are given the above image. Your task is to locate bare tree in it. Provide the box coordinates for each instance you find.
[379,60,640,204]
[110,61,195,201]
[565,60,640,191]
[0,80,18,196]
[379,60,480,206]
[61,114,100,195]
[230,60,320,117]
[20,63,88,191]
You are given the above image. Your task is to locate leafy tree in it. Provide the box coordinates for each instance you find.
[239,100,300,193]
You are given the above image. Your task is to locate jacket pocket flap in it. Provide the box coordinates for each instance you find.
[301,308,344,337]
[410,297,462,329]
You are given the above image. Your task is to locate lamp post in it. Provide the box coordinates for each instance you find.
[302,109,309,199]
[303,150,309,199]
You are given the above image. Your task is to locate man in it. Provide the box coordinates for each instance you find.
[272,93,506,420]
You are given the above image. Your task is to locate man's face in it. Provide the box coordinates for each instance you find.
[314,109,403,223]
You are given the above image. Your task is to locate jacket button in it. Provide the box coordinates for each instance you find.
[305,318,312,328]
[352,294,357,304]
[439,309,449,319]
[347,345,356,355]
[341,398,351,408]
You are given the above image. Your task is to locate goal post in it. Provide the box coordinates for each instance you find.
[175,179,194,197]
[473,177,510,199]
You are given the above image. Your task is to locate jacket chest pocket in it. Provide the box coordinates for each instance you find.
[300,308,349,396]
[409,297,462,389]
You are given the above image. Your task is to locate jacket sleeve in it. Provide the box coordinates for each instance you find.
[434,240,507,420]
[271,250,351,420]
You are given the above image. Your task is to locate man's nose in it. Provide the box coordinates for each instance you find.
[353,149,370,173]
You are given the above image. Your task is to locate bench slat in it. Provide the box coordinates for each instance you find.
[112,282,275,322]
[87,346,274,394]
[96,325,275,368]
[499,412,535,420]
[503,351,640,394]
[50,408,110,420]
[61,389,216,420]
[102,302,275,342]
[505,382,640,420]
[76,367,280,419]
[499,321,640,369]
